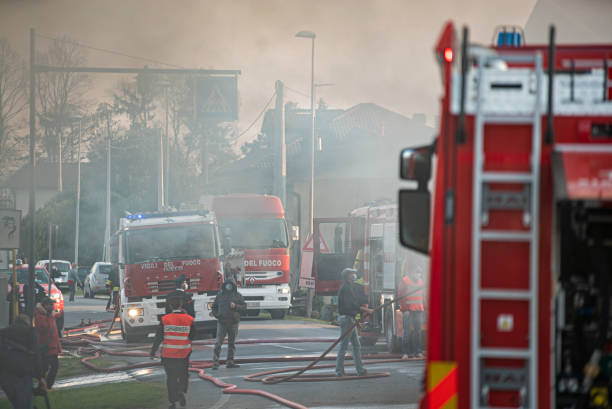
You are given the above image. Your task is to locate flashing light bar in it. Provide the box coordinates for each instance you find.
[124,209,209,221]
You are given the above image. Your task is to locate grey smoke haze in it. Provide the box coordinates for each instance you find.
[8,0,608,147]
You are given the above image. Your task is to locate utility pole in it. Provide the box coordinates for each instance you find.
[74,120,81,266]
[103,109,111,262]
[274,80,287,207]
[26,28,36,319]
[58,128,63,192]
[164,85,170,207]
[296,30,317,318]
[157,127,164,210]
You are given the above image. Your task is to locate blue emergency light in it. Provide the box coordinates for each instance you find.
[124,209,209,221]
[494,26,524,47]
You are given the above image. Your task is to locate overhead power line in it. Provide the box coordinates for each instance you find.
[36,33,184,69]
[284,84,310,99]
[238,91,276,137]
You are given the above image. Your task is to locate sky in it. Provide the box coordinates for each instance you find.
[2,0,591,148]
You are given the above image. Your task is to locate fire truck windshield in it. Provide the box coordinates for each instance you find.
[218,218,288,249]
[126,224,217,264]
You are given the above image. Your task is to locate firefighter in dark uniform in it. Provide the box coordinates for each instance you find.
[165,274,195,318]
[210,279,246,369]
[151,295,196,409]
[105,265,120,312]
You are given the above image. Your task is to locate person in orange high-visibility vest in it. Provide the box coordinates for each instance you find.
[398,266,425,360]
[151,295,196,409]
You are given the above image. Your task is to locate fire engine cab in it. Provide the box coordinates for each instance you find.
[110,209,222,342]
[313,202,428,351]
[399,23,612,408]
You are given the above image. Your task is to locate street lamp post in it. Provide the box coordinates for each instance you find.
[296,30,316,317]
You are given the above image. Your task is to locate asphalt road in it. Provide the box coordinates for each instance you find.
[62,294,425,409]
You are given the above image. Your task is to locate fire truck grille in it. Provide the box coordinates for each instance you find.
[156,280,177,292]
[244,296,264,301]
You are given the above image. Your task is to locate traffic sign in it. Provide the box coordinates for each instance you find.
[0,209,20,250]
[196,76,238,121]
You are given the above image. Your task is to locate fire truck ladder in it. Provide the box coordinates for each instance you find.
[470,52,543,409]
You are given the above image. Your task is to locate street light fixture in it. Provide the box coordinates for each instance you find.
[295,30,316,236]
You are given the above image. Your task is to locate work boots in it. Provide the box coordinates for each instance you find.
[226,361,240,368]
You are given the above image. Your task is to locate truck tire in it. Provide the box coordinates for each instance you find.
[270,310,286,320]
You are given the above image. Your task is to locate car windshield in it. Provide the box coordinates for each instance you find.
[47,262,71,273]
[16,268,50,285]
[218,218,288,249]
[99,265,112,274]
[126,224,217,264]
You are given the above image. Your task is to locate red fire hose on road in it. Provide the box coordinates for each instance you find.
[61,293,417,408]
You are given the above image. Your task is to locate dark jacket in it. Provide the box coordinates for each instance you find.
[0,322,43,378]
[165,289,195,317]
[211,280,246,324]
[337,281,368,317]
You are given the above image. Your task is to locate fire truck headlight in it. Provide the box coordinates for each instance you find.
[50,292,61,301]
[128,307,144,318]
[277,287,290,295]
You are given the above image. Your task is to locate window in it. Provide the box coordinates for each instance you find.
[126,224,217,264]
[218,218,288,249]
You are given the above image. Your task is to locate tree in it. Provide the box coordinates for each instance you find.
[0,38,27,179]
[113,71,158,131]
[36,36,89,163]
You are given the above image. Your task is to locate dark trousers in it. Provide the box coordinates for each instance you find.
[402,310,424,355]
[162,357,190,404]
[69,283,77,301]
[43,354,59,388]
[0,371,33,409]
[213,321,238,364]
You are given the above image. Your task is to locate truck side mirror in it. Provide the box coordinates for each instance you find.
[400,144,433,188]
[399,190,430,254]
[399,143,434,254]
[222,229,232,255]
[291,226,300,241]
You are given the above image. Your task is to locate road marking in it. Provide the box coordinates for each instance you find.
[209,393,230,409]
[270,343,304,351]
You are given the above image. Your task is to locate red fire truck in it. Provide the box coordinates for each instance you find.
[312,203,428,351]
[399,23,612,408]
[110,210,222,342]
[212,195,291,319]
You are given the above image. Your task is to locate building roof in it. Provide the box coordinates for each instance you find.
[207,102,434,192]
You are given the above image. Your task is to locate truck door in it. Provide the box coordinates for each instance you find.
[313,217,364,295]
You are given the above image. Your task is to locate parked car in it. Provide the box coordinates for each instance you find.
[84,262,112,298]
[77,266,90,289]
[3,265,65,332]
[35,259,72,290]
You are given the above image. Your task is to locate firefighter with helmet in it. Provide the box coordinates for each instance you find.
[150,293,196,409]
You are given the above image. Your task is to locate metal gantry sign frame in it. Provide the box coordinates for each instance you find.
[25,28,240,317]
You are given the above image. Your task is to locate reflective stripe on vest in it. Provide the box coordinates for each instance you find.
[400,275,424,311]
[161,313,194,358]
